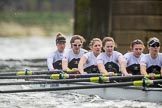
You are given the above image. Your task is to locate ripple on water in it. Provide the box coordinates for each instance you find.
[0,91,161,108]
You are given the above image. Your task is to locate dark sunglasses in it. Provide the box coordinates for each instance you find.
[150,42,160,47]
[148,40,160,47]
[73,43,82,47]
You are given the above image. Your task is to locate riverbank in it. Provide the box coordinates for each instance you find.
[0,11,73,37]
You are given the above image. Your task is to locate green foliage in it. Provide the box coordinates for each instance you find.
[0,11,73,36]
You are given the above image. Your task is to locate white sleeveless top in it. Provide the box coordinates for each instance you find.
[97,51,125,66]
[140,53,162,68]
[62,48,88,62]
[47,50,64,71]
[83,51,98,69]
[62,48,88,69]
[124,52,145,66]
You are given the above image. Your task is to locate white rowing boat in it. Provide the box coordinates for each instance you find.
[66,83,162,103]
[0,72,161,103]
[31,81,162,103]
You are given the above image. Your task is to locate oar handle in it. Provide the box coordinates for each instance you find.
[16,70,32,76]
[133,78,162,87]
[145,74,161,78]
[133,79,153,86]
[66,69,79,74]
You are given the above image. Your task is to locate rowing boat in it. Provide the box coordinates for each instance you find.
[63,82,162,103]
[0,71,161,103]
[26,80,162,103]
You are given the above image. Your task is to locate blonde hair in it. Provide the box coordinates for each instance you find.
[89,38,102,49]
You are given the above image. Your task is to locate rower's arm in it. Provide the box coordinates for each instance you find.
[160,68,162,76]
[78,56,87,74]
[97,63,108,74]
[120,61,129,76]
[118,55,130,76]
[140,65,147,75]
[62,60,69,71]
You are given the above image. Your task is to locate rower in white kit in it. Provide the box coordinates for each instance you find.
[47,32,66,71]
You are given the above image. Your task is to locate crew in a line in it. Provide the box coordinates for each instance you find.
[140,37,162,78]
[47,32,66,71]
[62,35,88,72]
[78,38,102,74]
[97,37,130,76]
[124,39,145,75]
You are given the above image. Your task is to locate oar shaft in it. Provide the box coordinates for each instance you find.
[153,79,162,84]
[0,78,90,86]
[28,70,63,75]
[0,75,50,79]
[108,74,161,81]
[0,82,133,93]
[56,73,111,79]
[0,79,162,93]
[0,70,64,76]
[1,76,162,86]
[109,75,143,81]
[0,74,108,79]
[0,74,160,80]
[0,73,15,76]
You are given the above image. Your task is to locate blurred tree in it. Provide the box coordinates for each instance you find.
[0,0,74,12]
[74,0,111,49]
[36,0,43,11]
[0,0,10,11]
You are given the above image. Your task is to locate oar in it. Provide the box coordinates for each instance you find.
[0,74,102,79]
[0,73,160,80]
[0,76,111,86]
[0,79,162,93]
[0,73,120,79]
[0,69,81,76]
[0,73,113,80]
[0,75,161,86]
[0,78,94,86]
[0,70,64,76]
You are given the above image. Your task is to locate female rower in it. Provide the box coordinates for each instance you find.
[78,38,102,74]
[97,37,130,76]
[62,35,88,72]
[47,32,66,71]
[124,39,145,75]
[140,37,162,78]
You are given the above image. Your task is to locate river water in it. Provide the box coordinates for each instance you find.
[0,36,161,108]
